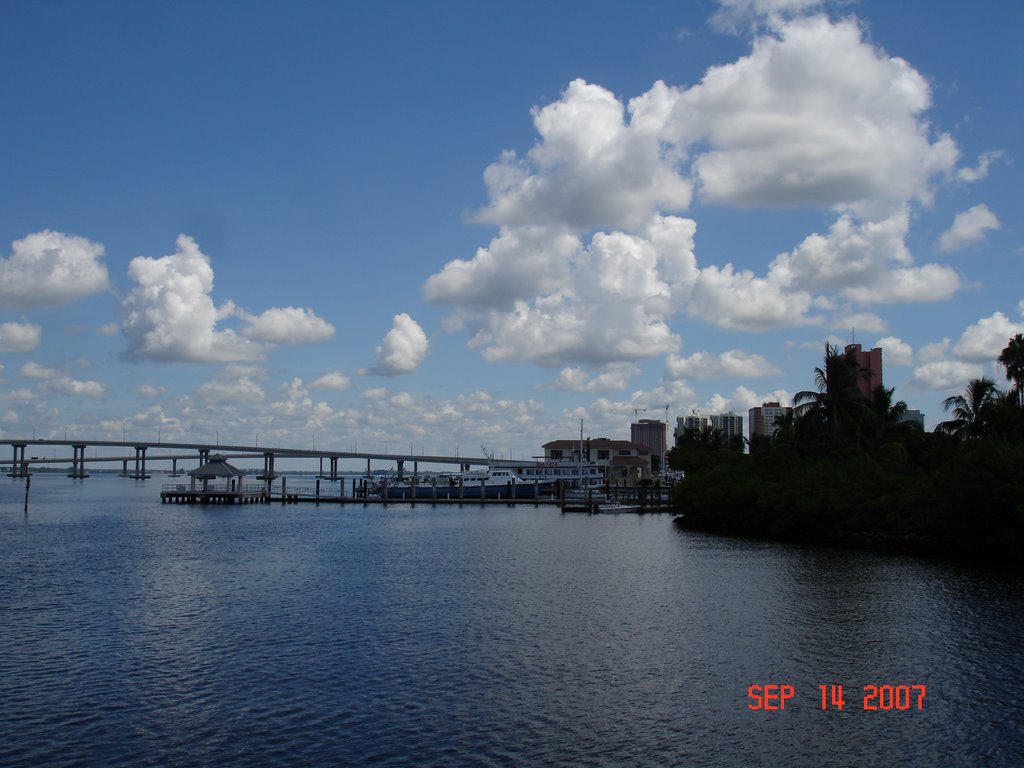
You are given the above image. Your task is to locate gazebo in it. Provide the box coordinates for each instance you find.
[161,454,263,504]
[189,454,246,493]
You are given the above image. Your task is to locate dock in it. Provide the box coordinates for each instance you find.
[3,437,673,513]
[160,484,268,505]
[160,480,672,512]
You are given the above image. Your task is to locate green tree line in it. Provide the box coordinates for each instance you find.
[670,334,1024,560]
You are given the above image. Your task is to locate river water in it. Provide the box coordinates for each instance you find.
[1,474,1022,767]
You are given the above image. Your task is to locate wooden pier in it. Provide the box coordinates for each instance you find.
[160,485,268,505]
[159,479,672,512]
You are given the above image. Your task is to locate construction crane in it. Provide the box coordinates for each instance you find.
[633,407,647,422]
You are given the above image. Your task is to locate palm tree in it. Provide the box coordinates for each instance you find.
[771,410,797,446]
[793,343,870,452]
[861,383,919,459]
[998,333,1024,409]
[937,377,999,439]
[985,389,1024,441]
[871,384,908,424]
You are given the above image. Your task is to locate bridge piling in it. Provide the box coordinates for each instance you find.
[8,443,28,478]
[132,446,151,479]
[68,444,89,478]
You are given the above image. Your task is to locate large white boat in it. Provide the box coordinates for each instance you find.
[375,458,607,500]
[492,458,606,490]
[378,466,560,500]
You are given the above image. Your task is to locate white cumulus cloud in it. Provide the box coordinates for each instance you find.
[554,363,640,392]
[123,235,265,363]
[365,314,429,376]
[239,306,335,344]
[51,376,106,397]
[953,311,1023,362]
[769,212,927,295]
[956,150,1004,183]
[137,384,166,398]
[196,373,266,404]
[466,219,696,365]
[424,10,966,371]
[842,264,961,305]
[0,388,38,401]
[122,235,333,363]
[473,78,692,233]
[910,360,984,391]
[910,310,1022,392]
[938,204,1000,252]
[310,371,353,391]
[0,231,109,309]
[0,322,42,352]
[20,360,107,396]
[690,261,815,331]
[875,337,913,366]
[424,226,580,312]
[665,15,956,215]
[665,350,782,379]
[20,361,60,379]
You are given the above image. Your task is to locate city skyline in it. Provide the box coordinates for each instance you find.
[1,0,1021,462]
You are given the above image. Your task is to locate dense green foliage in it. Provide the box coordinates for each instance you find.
[670,341,1024,560]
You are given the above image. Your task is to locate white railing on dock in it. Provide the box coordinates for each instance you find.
[161,483,267,494]
[269,484,316,497]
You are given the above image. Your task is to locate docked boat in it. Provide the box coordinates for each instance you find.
[376,467,559,500]
[560,499,641,514]
[498,459,605,492]
[594,503,642,514]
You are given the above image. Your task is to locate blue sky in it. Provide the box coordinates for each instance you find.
[1,0,1021,464]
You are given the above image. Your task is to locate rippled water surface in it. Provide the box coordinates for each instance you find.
[2,475,1022,766]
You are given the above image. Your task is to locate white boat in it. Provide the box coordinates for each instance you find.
[561,500,642,514]
[492,458,606,492]
[594,503,642,514]
[378,467,557,499]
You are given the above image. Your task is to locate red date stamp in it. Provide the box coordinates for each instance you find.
[747,684,927,711]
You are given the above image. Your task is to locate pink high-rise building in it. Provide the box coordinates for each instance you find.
[749,402,792,438]
[845,343,883,400]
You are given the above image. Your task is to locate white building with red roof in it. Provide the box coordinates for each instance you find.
[541,437,652,484]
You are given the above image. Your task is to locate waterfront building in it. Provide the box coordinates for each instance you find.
[542,438,652,483]
[709,412,744,445]
[674,413,709,443]
[845,343,883,400]
[897,409,925,429]
[631,419,667,473]
[748,402,792,438]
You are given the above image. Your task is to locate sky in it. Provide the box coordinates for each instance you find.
[1,0,1021,467]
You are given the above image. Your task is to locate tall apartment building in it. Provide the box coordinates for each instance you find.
[709,412,744,444]
[897,409,925,429]
[631,419,667,468]
[675,413,710,443]
[748,401,792,438]
[676,412,744,445]
[845,343,883,400]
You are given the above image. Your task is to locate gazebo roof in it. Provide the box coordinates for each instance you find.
[189,454,246,478]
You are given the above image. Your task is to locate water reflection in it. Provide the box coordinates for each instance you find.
[1,476,1022,767]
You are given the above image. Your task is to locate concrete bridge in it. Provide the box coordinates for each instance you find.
[1,438,489,481]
